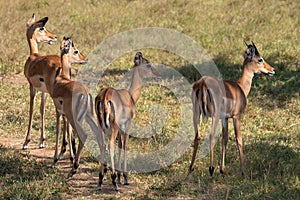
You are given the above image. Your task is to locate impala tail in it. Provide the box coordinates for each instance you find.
[95,88,115,129]
[193,79,214,124]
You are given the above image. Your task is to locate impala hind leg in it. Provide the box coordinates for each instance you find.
[67,122,86,179]
[110,128,119,191]
[67,138,85,179]
[189,128,200,173]
[98,128,107,190]
[23,85,36,149]
[209,116,219,176]
[220,118,228,174]
[189,103,201,173]
[39,92,47,148]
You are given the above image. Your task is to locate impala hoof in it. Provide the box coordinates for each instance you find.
[209,166,215,176]
[123,173,129,185]
[39,143,45,148]
[111,173,119,191]
[117,172,121,184]
[22,145,28,150]
[67,169,77,179]
[97,185,102,191]
[113,186,119,191]
[51,162,57,169]
[220,168,225,174]
[189,166,195,173]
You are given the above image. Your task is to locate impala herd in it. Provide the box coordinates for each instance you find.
[22,14,275,191]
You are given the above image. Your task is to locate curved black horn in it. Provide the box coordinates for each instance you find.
[244,40,249,47]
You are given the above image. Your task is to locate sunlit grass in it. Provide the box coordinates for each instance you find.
[0,0,299,199]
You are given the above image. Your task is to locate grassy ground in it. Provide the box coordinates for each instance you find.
[0,0,299,199]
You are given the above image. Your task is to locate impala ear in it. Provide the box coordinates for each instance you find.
[61,37,72,54]
[244,45,256,61]
[26,13,36,28]
[134,52,143,66]
[35,16,48,27]
[251,41,259,55]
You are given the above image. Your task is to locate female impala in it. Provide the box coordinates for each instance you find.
[23,14,68,152]
[189,42,275,176]
[51,37,99,178]
[95,52,159,191]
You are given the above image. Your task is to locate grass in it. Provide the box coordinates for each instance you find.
[0,0,299,199]
[0,144,68,199]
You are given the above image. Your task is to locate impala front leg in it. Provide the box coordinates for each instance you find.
[58,115,68,160]
[23,85,36,149]
[66,119,75,165]
[52,110,62,168]
[233,116,245,175]
[39,92,47,148]
[123,131,129,185]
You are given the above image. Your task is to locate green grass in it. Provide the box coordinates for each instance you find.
[0,144,68,199]
[0,0,299,199]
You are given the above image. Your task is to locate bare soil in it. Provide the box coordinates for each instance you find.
[0,136,144,199]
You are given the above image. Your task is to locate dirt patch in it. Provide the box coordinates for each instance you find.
[0,74,27,85]
[0,136,144,199]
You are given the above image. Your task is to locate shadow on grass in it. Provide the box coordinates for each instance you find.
[102,67,129,77]
[243,140,300,199]
[0,145,50,182]
[140,139,299,199]
[0,145,66,199]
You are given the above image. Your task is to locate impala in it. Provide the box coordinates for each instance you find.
[189,42,275,176]
[51,37,99,178]
[23,14,70,159]
[95,52,159,191]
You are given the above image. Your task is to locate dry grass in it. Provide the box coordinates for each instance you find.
[0,0,299,199]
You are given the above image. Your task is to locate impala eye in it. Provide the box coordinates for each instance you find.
[258,58,264,63]
[39,27,45,32]
[74,50,79,55]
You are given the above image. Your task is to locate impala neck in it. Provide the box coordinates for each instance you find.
[60,53,71,79]
[129,68,143,104]
[237,62,255,97]
[27,37,39,55]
